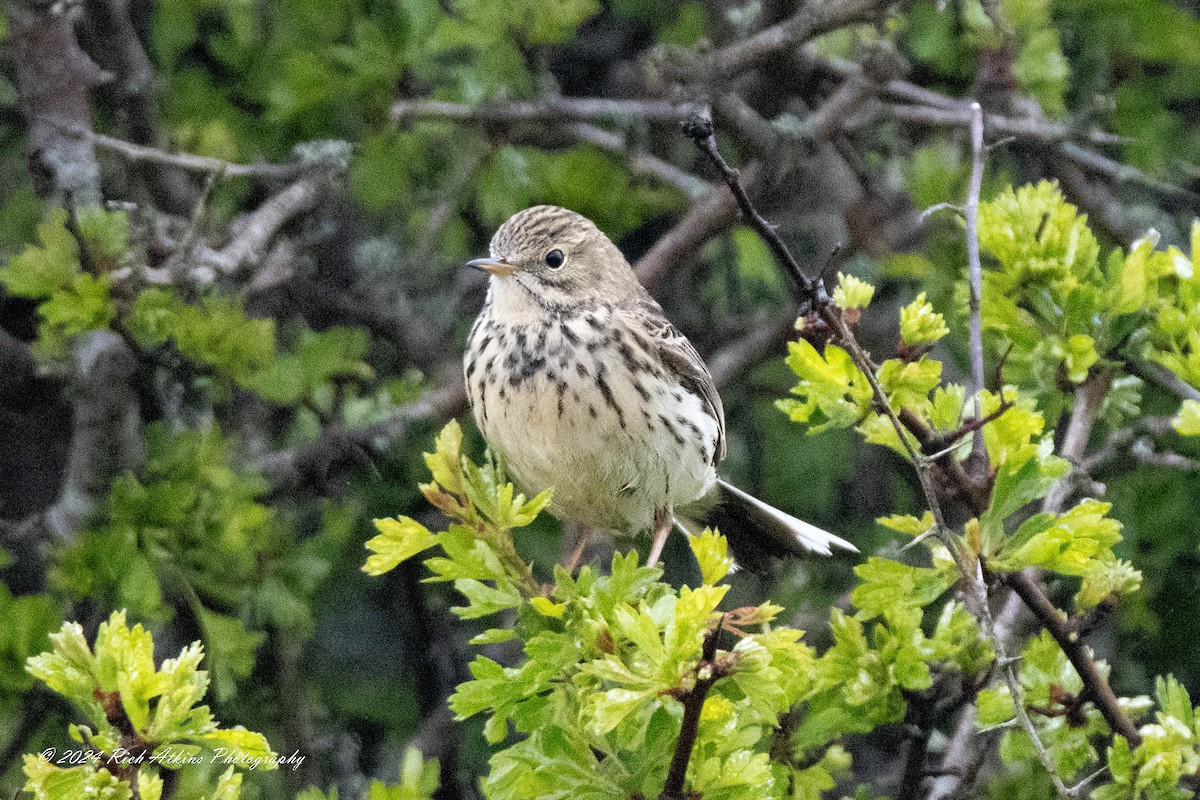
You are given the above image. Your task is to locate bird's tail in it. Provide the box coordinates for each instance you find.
[676,480,858,571]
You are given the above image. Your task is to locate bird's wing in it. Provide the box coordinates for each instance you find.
[621,297,727,464]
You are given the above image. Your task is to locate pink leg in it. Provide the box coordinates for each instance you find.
[646,507,672,568]
[563,524,592,574]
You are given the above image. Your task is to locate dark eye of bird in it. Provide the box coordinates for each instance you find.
[544,249,565,269]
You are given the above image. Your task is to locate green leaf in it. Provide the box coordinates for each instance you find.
[1060,333,1098,383]
[1010,499,1124,576]
[451,579,521,619]
[75,208,130,267]
[198,727,278,771]
[0,208,79,298]
[832,271,876,309]
[197,609,265,702]
[1111,229,1159,316]
[778,340,873,433]
[877,356,943,411]
[689,529,733,586]
[1173,399,1200,435]
[898,292,949,346]
[850,558,954,618]
[876,512,936,538]
[978,182,1100,288]
[364,517,439,575]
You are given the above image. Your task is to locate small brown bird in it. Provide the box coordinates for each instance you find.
[463,205,856,569]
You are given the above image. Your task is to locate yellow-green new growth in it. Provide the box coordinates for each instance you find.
[23,610,276,800]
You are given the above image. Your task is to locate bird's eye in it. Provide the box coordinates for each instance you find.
[544,249,565,269]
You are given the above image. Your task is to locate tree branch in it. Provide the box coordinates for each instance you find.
[0,326,39,407]
[390,96,683,125]
[965,102,987,463]
[660,616,726,800]
[1000,570,1141,745]
[12,3,109,206]
[89,130,310,180]
[200,169,336,279]
[635,188,741,291]
[686,117,1076,799]
[44,330,143,541]
[702,0,892,80]
[567,122,711,198]
[257,382,467,495]
[682,115,820,302]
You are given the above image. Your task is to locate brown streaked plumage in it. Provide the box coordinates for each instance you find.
[463,205,856,568]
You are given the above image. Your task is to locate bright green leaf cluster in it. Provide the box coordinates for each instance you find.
[976,632,1122,781]
[460,546,819,800]
[776,339,873,434]
[899,292,949,346]
[131,288,276,387]
[994,499,1141,609]
[1140,222,1200,394]
[794,599,991,759]
[832,272,876,309]
[1175,399,1200,436]
[365,420,547,612]
[23,610,275,800]
[1096,677,1200,799]
[366,423,858,799]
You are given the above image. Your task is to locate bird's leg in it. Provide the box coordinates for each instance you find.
[646,507,672,568]
[562,523,592,574]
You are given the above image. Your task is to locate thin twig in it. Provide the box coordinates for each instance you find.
[660,616,727,800]
[682,115,819,301]
[977,564,1073,799]
[965,102,987,463]
[1059,142,1200,208]
[1001,570,1141,746]
[88,128,307,179]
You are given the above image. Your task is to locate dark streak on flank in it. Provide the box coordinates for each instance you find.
[659,414,686,447]
[594,365,625,429]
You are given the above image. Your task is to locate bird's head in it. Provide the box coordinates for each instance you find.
[468,205,644,310]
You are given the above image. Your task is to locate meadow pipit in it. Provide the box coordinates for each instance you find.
[464,205,856,568]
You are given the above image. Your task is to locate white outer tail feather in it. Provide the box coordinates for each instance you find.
[676,480,858,557]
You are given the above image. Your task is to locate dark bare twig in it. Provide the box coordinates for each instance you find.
[1000,570,1141,746]
[660,616,727,800]
[682,115,821,303]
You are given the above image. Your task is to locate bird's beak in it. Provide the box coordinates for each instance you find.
[468,257,515,277]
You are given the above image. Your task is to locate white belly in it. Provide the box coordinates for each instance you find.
[465,309,718,533]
